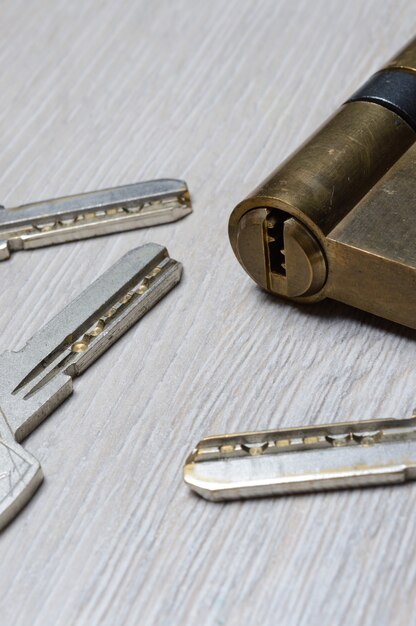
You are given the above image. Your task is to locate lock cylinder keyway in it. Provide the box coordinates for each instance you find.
[229,38,416,329]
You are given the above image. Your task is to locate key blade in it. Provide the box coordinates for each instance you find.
[0,243,182,441]
[184,416,416,500]
[0,179,191,258]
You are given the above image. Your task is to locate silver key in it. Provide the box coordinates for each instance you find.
[0,242,182,529]
[0,179,191,260]
[184,415,416,500]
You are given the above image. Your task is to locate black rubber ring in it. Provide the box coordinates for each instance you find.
[347,69,416,131]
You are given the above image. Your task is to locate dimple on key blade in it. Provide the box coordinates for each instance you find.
[184,416,416,500]
[0,242,182,529]
[0,179,192,260]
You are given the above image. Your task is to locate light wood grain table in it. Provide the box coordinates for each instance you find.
[0,1,415,624]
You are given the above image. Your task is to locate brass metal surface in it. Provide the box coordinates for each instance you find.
[385,36,416,72]
[229,40,416,326]
[326,143,416,327]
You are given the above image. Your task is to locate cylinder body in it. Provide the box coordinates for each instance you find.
[229,38,416,309]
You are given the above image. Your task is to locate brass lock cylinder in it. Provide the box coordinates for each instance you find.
[229,38,416,328]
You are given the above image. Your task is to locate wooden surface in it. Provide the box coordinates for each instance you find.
[0,1,416,624]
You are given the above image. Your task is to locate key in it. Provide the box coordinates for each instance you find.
[184,415,416,500]
[0,242,182,529]
[0,179,191,260]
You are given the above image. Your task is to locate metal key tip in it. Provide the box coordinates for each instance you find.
[184,416,416,501]
[0,179,192,260]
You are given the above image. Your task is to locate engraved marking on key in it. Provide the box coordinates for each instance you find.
[0,179,192,260]
[184,417,416,500]
[0,243,182,529]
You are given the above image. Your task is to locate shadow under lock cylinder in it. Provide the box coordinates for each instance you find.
[229,37,416,329]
